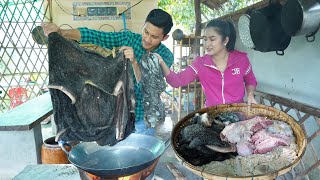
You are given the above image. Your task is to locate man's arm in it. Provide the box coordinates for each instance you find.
[41,22,81,41]
[58,29,81,41]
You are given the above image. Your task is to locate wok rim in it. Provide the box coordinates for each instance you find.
[69,145,157,171]
[66,133,167,177]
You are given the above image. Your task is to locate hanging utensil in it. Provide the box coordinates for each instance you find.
[281,0,320,42]
[248,3,291,55]
[238,13,255,49]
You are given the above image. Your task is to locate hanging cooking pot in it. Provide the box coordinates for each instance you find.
[172,29,185,41]
[59,133,170,178]
[281,0,320,42]
[249,3,291,55]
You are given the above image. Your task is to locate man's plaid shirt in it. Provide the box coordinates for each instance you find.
[79,28,174,121]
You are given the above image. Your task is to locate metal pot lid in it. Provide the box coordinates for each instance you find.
[238,14,255,49]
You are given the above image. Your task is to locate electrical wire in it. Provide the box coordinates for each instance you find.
[99,24,116,32]
[118,0,143,15]
[54,0,86,17]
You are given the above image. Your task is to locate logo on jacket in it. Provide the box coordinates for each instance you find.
[232,68,240,75]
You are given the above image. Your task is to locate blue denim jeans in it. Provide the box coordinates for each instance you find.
[134,120,155,136]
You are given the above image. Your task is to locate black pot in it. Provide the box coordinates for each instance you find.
[249,3,291,55]
[281,0,320,42]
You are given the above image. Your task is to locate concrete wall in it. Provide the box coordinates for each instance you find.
[46,0,157,32]
[236,29,320,109]
[0,125,43,179]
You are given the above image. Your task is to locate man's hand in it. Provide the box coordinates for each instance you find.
[119,46,141,81]
[41,22,60,36]
[119,46,137,64]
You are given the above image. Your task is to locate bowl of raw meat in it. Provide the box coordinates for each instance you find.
[171,103,306,180]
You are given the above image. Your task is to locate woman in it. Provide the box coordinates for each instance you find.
[157,19,257,107]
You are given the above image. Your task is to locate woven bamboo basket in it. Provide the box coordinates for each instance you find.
[171,103,307,180]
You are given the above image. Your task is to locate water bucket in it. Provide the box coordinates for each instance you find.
[41,136,70,164]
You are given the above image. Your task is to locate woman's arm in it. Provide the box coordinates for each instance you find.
[154,53,198,88]
[243,58,257,105]
[246,85,257,104]
[158,56,171,76]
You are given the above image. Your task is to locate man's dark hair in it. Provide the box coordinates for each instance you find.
[145,9,173,36]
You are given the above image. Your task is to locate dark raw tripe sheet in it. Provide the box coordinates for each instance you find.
[139,53,166,127]
[177,112,298,173]
[48,32,135,146]
[202,117,298,176]
[176,113,239,166]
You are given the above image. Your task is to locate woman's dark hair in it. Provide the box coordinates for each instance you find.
[205,19,236,51]
[145,9,173,36]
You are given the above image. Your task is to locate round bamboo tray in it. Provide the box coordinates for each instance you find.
[171,103,307,180]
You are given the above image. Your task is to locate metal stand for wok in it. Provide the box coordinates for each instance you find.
[59,134,171,180]
[78,160,159,180]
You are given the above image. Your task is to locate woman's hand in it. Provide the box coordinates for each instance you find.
[247,93,257,105]
[246,85,257,105]
[152,53,171,76]
[41,22,60,36]
[152,53,165,66]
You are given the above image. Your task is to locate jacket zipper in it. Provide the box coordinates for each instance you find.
[221,72,225,104]
[207,65,229,104]
[204,56,240,104]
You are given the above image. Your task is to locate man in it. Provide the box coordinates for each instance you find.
[42,9,174,136]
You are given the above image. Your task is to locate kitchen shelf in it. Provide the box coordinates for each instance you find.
[171,36,205,120]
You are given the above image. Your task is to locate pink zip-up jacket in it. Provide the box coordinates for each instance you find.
[165,50,257,107]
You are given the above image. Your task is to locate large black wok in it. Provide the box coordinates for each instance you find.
[59,133,170,178]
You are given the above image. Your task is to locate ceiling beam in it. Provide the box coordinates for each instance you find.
[201,0,227,10]
[201,0,286,28]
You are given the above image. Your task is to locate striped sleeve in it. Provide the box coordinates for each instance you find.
[245,64,252,75]
[189,64,198,74]
[165,59,200,88]
[78,28,132,49]
[244,60,257,87]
